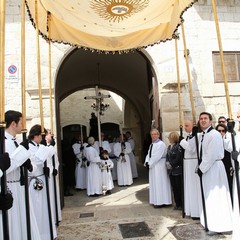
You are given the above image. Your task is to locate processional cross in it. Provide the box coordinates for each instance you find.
[84,85,110,147]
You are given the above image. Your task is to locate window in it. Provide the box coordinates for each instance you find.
[212,52,240,83]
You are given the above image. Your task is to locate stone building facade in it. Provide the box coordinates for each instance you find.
[3,0,240,160]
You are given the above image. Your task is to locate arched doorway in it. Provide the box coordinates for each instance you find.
[54,48,160,203]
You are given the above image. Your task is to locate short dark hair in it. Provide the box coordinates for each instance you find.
[216,123,227,132]
[5,110,22,128]
[199,112,212,121]
[28,124,47,140]
[218,116,227,122]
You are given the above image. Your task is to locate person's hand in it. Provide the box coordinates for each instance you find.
[145,162,149,169]
[22,159,33,172]
[192,126,199,137]
[197,168,203,178]
[50,137,55,146]
[43,166,50,177]
[227,120,235,133]
[179,135,184,142]
[0,192,13,211]
[0,153,11,172]
[231,151,239,161]
[52,169,58,176]
[20,139,29,150]
[166,161,172,170]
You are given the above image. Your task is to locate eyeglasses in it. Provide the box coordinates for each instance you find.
[218,121,226,124]
[217,129,226,133]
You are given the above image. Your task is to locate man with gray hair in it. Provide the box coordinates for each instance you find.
[85,137,102,196]
[180,119,201,219]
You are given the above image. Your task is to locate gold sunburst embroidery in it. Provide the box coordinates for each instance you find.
[90,0,149,23]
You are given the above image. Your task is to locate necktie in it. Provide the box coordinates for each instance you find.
[12,138,19,147]
[199,132,205,162]
[13,138,24,185]
[149,144,153,158]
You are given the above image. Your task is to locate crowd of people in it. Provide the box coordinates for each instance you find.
[72,131,139,197]
[0,110,61,240]
[144,111,240,237]
[1,109,240,239]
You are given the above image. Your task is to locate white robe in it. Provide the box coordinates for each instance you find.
[28,142,57,240]
[127,138,138,178]
[93,140,111,154]
[109,142,118,181]
[144,140,172,206]
[232,133,240,240]
[0,132,41,240]
[100,159,114,191]
[180,136,202,218]
[85,145,102,196]
[46,145,62,225]
[114,142,133,186]
[72,143,87,189]
[189,128,233,232]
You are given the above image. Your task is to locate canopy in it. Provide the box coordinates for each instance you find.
[25,0,197,52]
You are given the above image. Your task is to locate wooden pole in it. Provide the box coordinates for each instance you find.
[21,0,31,238]
[181,22,208,231]
[211,0,240,213]
[175,38,183,129]
[35,1,54,238]
[0,0,10,238]
[174,38,185,218]
[181,23,196,125]
[211,0,232,119]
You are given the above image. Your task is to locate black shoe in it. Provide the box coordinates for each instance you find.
[207,231,218,236]
[173,206,182,210]
[192,217,200,220]
[153,204,166,208]
[64,192,73,196]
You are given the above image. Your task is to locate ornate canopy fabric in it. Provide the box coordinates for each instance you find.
[25,0,197,52]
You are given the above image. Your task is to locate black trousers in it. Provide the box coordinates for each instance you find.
[170,174,182,207]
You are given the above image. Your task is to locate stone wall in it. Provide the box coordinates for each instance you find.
[3,0,240,145]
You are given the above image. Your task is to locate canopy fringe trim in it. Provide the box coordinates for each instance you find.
[25,0,198,54]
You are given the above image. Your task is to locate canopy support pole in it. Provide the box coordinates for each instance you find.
[181,22,208,231]
[211,0,240,213]
[0,0,10,238]
[35,1,54,238]
[21,0,31,239]
[174,38,185,218]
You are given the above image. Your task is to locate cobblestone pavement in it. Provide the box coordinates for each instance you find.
[57,164,232,240]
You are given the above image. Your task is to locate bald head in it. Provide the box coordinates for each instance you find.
[184,119,193,134]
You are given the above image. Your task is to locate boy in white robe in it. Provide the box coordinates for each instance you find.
[100,150,114,194]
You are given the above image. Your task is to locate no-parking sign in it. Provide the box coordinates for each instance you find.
[6,64,18,80]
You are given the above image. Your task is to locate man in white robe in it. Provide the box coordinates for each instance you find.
[126,131,138,179]
[72,138,87,190]
[93,132,111,154]
[193,112,233,235]
[113,135,133,186]
[28,124,57,240]
[85,137,102,196]
[144,128,172,208]
[0,110,41,240]
[45,129,62,225]
[180,120,202,219]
